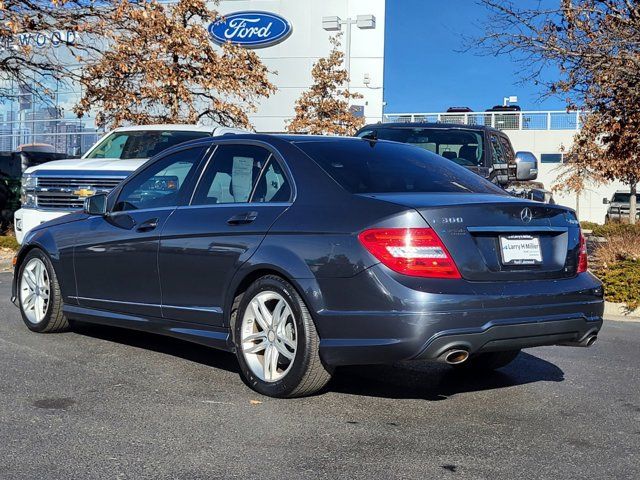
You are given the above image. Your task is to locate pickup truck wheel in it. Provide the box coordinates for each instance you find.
[233,275,332,398]
[453,350,521,371]
[18,249,69,333]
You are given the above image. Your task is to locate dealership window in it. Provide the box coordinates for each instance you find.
[540,153,564,163]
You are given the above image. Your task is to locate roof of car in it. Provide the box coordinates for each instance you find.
[358,122,501,134]
[274,134,362,143]
[109,124,248,135]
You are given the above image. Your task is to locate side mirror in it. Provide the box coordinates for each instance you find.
[602,197,610,204]
[84,193,107,216]
[514,151,538,181]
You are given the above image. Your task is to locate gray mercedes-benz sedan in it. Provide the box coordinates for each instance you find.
[12,134,604,397]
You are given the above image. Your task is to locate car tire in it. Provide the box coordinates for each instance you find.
[17,249,69,333]
[232,275,332,398]
[453,349,521,371]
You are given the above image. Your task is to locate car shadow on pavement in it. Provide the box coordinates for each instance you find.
[70,322,563,400]
[70,322,240,374]
[328,352,565,401]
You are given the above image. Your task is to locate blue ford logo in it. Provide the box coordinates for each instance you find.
[209,11,292,49]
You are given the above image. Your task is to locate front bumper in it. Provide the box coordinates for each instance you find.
[311,265,604,366]
[14,208,69,244]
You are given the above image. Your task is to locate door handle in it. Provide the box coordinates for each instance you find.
[136,218,159,232]
[227,211,258,225]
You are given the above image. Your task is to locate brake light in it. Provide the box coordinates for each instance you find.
[358,228,461,279]
[577,231,588,273]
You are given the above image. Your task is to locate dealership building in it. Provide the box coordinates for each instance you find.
[0,0,623,223]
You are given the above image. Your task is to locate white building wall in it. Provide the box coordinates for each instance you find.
[216,0,386,132]
[504,130,623,224]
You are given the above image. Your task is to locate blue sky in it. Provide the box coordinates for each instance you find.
[384,0,566,114]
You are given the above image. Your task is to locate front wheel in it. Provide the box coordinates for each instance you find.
[17,249,69,333]
[233,275,332,398]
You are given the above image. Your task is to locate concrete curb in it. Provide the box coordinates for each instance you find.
[604,301,640,322]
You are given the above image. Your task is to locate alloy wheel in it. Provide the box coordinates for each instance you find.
[240,291,298,382]
[20,258,50,324]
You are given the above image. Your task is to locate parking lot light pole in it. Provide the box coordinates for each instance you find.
[322,14,376,89]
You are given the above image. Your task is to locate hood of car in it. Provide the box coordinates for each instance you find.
[25,157,148,174]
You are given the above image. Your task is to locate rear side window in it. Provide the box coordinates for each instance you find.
[251,159,292,203]
[296,140,506,195]
[192,144,272,205]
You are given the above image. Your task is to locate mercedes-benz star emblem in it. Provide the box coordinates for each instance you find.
[520,207,533,223]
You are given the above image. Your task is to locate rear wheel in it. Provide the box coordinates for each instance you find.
[18,249,69,333]
[233,275,332,398]
[453,349,520,371]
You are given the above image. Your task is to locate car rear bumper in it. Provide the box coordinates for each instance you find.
[309,265,604,366]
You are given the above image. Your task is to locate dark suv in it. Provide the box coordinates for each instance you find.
[356,123,552,203]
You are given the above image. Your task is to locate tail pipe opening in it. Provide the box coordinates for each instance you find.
[582,333,598,347]
[563,333,598,348]
[438,348,470,365]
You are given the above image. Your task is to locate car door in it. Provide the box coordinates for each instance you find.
[158,142,293,326]
[73,145,208,317]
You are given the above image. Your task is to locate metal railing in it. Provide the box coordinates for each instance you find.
[383,110,585,131]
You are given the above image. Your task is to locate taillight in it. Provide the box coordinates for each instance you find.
[577,231,588,273]
[358,228,461,279]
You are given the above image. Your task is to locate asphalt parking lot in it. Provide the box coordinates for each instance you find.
[0,272,639,479]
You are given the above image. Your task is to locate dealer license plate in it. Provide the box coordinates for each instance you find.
[499,235,542,265]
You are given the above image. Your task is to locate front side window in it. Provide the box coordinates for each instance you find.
[86,130,210,160]
[490,134,506,165]
[499,136,515,164]
[113,147,205,212]
[297,139,506,195]
[192,144,272,205]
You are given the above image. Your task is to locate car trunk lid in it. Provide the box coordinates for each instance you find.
[360,193,581,281]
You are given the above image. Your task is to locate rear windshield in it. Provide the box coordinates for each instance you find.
[85,130,210,160]
[296,140,506,195]
[357,127,483,167]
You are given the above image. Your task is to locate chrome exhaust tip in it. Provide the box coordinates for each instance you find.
[562,333,598,347]
[441,348,470,365]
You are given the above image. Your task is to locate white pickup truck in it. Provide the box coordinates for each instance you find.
[15,124,243,243]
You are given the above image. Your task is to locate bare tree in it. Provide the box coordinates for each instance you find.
[0,1,111,103]
[286,35,364,135]
[476,0,640,222]
[74,0,276,129]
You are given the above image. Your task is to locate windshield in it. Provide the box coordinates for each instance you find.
[85,130,210,160]
[612,193,640,203]
[296,139,505,195]
[358,127,484,167]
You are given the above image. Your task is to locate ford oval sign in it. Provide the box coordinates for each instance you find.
[209,11,292,49]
